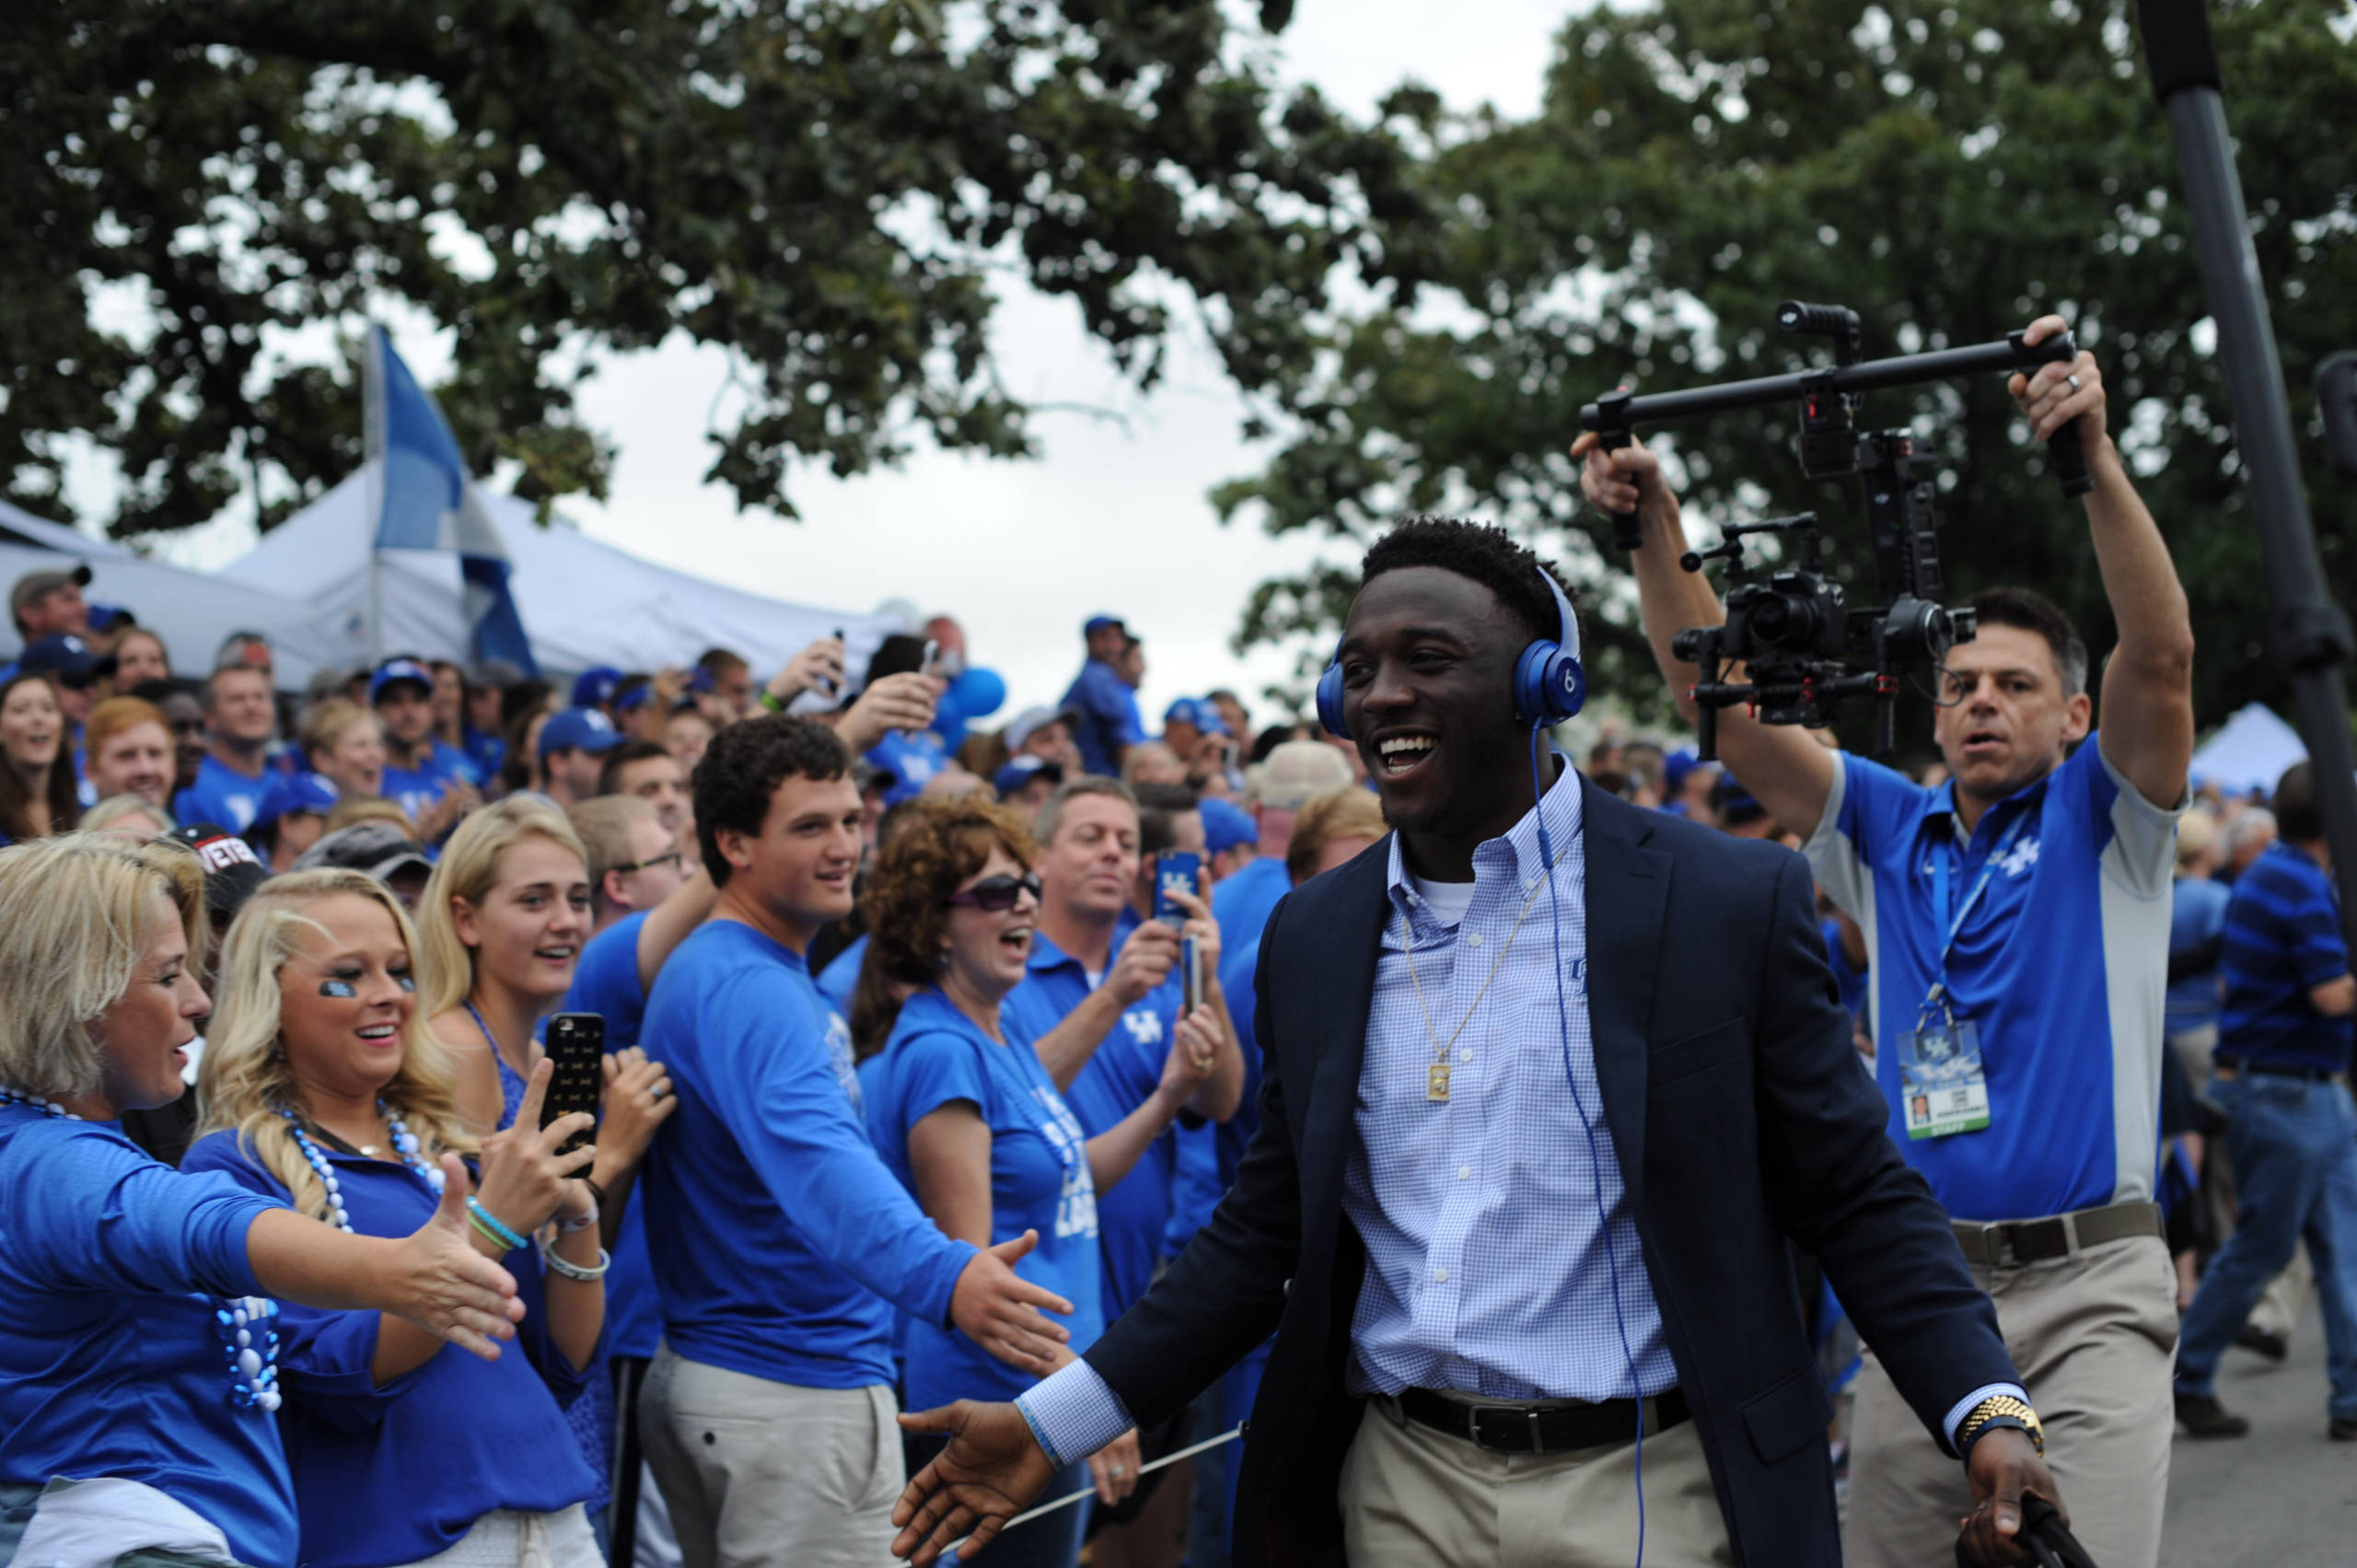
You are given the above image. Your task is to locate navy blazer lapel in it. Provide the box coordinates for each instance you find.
[1580,779,1670,1199]
[1302,839,1394,1207]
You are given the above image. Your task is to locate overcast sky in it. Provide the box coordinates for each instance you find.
[149,3,1584,731]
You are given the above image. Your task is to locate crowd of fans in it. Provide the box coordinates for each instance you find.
[0,503,2343,1568]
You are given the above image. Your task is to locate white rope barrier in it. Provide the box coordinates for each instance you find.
[932,1422,1246,1561]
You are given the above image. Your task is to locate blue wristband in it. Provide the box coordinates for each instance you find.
[465,1196,528,1252]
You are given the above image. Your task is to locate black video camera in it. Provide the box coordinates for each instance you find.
[1583,301,2090,760]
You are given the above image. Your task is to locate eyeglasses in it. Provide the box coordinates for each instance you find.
[945,872,1042,912]
[613,851,682,877]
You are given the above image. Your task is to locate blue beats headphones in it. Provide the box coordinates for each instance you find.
[1315,563,1585,739]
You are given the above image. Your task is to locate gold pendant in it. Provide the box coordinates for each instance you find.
[1426,1062,1451,1102]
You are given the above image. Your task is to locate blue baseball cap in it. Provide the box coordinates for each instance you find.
[993,755,1063,797]
[540,705,622,759]
[1083,614,1128,638]
[1164,697,1228,738]
[571,667,625,708]
[1200,796,1258,855]
[1662,748,1700,795]
[1712,771,1766,823]
[615,680,656,715]
[250,771,340,833]
[367,657,434,704]
[18,633,99,686]
[85,603,135,633]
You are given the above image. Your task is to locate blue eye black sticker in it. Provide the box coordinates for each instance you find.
[395,974,415,993]
[319,980,357,999]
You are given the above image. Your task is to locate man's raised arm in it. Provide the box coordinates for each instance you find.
[2011,316,2195,808]
[1571,431,1836,841]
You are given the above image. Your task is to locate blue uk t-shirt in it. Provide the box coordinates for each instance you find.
[174,754,275,833]
[865,988,1103,1408]
[381,741,478,830]
[1060,660,1144,777]
[1001,927,1185,1318]
[557,912,662,1361]
[640,920,977,1388]
[1805,738,2182,1221]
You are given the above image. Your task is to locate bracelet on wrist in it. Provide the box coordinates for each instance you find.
[539,1238,612,1282]
[581,1176,607,1208]
[555,1201,600,1235]
[464,1196,529,1253]
[759,690,788,713]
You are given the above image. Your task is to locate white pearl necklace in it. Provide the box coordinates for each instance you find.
[0,1086,81,1120]
[277,1103,442,1233]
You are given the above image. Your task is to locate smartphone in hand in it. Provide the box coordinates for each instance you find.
[541,1014,605,1158]
[1183,934,1203,1014]
[1154,852,1202,928]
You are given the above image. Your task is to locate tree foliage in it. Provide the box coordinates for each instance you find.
[3,0,1406,534]
[1217,0,2357,730]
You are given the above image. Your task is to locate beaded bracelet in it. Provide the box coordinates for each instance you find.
[465,1196,528,1253]
[539,1238,612,1283]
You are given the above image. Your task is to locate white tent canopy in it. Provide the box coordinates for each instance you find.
[222,464,901,684]
[0,498,362,688]
[2189,702,2308,797]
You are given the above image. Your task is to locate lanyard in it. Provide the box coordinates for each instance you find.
[1925,807,2030,1002]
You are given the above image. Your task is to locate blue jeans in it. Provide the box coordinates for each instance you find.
[2174,1073,2357,1418]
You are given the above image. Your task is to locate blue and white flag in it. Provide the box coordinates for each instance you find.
[364,327,540,676]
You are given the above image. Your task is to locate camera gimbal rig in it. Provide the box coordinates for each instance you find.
[1579,301,2094,760]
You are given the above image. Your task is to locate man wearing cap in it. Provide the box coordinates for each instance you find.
[247,772,340,872]
[1199,798,1260,889]
[1005,705,1083,774]
[541,705,625,810]
[1062,616,1145,777]
[1163,698,1229,779]
[172,663,280,833]
[18,634,102,735]
[296,820,439,911]
[993,755,1063,815]
[574,665,627,717]
[1209,740,1355,958]
[372,656,482,841]
[9,565,92,645]
[214,630,273,679]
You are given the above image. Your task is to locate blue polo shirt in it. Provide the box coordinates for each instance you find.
[865,988,1104,1408]
[640,919,977,1388]
[0,1112,295,1565]
[181,1132,595,1568]
[557,912,661,1361]
[2218,841,2352,1073]
[174,753,274,833]
[1210,855,1290,957]
[1001,927,1185,1318]
[1805,738,2182,1222]
[1060,660,1144,777]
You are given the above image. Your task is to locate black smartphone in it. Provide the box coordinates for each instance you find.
[541,1014,605,1158]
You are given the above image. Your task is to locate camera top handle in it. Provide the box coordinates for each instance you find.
[1583,308,2096,549]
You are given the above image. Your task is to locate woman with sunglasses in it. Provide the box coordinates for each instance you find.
[858,796,1219,1568]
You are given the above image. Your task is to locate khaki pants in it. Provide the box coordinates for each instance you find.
[1337,1394,1734,1567]
[1843,1234,2176,1568]
[639,1344,903,1568]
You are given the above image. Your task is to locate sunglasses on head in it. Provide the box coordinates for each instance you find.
[945,872,1042,912]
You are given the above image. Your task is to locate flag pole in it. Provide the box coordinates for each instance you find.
[362,327,387,667]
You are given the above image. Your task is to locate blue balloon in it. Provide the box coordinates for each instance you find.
[945,667,1006,722]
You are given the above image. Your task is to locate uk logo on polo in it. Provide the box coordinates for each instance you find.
[1121,1008,1164,1047]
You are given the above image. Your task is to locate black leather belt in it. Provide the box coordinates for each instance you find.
[1949,1200,2164,1269]
[2213,1054,2340,1083]
[1396,1386,1689,1455]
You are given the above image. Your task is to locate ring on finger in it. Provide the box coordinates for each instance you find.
[2066,373,2083,392]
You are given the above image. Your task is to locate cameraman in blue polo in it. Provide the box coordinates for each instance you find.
[1585,317,2193,1568]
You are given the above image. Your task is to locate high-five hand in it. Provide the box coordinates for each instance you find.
[891,1400,1060,1565]
[950,1229,1074,1376]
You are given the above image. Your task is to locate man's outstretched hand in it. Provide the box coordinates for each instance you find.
[950,1230,1075,1376]
[891,1400,1059,1564]
[1957,1428,2065,1565]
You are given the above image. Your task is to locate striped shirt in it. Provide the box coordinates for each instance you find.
[2218,840,2352,1072]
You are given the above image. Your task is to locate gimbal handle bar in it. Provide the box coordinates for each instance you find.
[1583,329,2095,549]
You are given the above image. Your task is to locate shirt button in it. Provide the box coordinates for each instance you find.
[1458,1166,1472,1181]
[1434,1268,1449,1283]
[1467,932,1483,947]
[1459,1050,1473,1063]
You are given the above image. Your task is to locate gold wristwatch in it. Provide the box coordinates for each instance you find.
[1956,1394,2045,1458]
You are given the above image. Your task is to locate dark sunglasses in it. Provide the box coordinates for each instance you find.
[945,872,1042,912]
[613,851,682,877]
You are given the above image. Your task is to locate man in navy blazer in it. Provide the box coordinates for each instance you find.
[894,521,2061,1567]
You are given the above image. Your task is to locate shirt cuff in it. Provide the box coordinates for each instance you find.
[1942,1381,2029,1456]
[1013,1359,1136,1469]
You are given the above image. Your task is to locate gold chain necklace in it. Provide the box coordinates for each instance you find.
[1399,841,1572,1102]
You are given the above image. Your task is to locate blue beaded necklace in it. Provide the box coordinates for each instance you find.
[2,1086,280,1413]
[276,1101,442,1232]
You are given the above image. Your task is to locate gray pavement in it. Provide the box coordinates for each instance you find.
[2162,1300,2357,1566]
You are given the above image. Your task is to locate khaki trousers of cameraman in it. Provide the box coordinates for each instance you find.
[1842,1233,2176,1568]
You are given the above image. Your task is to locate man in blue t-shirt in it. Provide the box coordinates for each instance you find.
[172,663,281,833]
[636,714,1076,1568]
[1060,615,1145,776]
[370,657,481,842]
[1593,316,2194,1568]
[2173,762,2357,1441]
